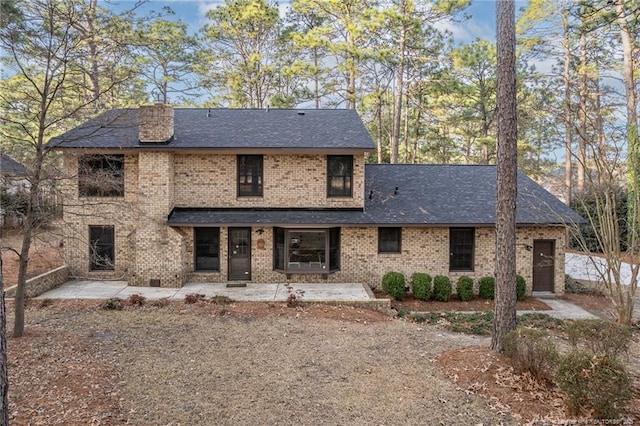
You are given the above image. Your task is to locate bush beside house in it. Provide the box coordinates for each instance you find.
[411,273,431,301]
[478,277,495,300]
[455,276,474,301]
[382,272,406,301]
[433,275,452,302]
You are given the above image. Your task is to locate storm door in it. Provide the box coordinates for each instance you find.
[228,227,251,280]
[532,240,555,292]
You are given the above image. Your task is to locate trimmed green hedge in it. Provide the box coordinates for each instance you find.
[456,276,474,301]
[478,277,495,300]
[411,273,432,301]
[382,272,406,301]
[433,275,452,302]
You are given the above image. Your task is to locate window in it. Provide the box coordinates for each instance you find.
[327,155,353,197]
[450,228,474,271]
[274,227,340,273]
[79,154,124,197]
[89,226,114,271]
[237,155,263,197]
[195,227,220,271]
[378,227,401,253]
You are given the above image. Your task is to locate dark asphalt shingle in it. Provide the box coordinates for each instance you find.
[168,164,584,226]
[48,108,376,150]
[0,153,28,176]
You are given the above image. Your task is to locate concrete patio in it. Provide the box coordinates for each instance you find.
[35,279,603,319]
[35,280,377,303]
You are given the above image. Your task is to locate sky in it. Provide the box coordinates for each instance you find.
[106,0,529,45]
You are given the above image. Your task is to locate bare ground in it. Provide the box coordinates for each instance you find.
[8,300,509,425]
[6,299,640,425]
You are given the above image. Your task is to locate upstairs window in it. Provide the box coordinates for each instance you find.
[378,227,402,253]
[450,228,474,271]
[89,225,114,271]
[237,155,263,197]
[79,154,124,197]
[327,155,353,197]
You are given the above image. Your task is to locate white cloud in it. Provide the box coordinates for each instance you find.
[434,17,495,44]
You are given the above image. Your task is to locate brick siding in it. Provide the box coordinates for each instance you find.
[62,151,567,293]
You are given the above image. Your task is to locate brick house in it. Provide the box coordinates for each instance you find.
[50,104,582,294]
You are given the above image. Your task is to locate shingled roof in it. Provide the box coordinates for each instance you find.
[47,108,376,151]
[168,164,584,226]
[0,153,28,176]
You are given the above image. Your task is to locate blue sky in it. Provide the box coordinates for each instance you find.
[106,0,529,44]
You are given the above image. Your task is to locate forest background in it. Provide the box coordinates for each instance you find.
[2,0,637,198]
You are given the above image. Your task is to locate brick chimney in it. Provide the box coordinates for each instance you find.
[138,103,174,143]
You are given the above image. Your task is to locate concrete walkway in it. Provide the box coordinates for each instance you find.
[37,280,600,320]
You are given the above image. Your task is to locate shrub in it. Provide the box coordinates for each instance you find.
[101,297,123,311]
[432,275,452,302]
[184,293,206,304]
[517,313,564,330]
[286,292,302,307]
[445,312,494,335]
[151,298,170,308]
[411,273,432,301]
[478,277,495,300]
[565,274,602,295]
[503,328,558,383]
[456,276,474,301]
[209,295,233,305]
[557,351,632,419]
[382,272,406,301]
[564,319,632,359]
[396,307,410,318]
[516,275,526,301]
[127,293,146,306]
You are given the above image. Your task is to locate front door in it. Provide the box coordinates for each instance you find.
[228,227,251,280]
[532,240,555,292]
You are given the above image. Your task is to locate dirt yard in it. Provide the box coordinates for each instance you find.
[1,226,64,287]
[5,299,640,425]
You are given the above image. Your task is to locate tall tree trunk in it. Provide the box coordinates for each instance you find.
[412,106,421,163]
[0,253,8,425]
[313,47,320,109]
[402,89,410,163]
[376,91,383,163]
[85,0,100,105]
[616,0,640,258]
[563,8,572,206]
[390,25,406,164]
[576,26,587,194]
[492,0,518,352]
